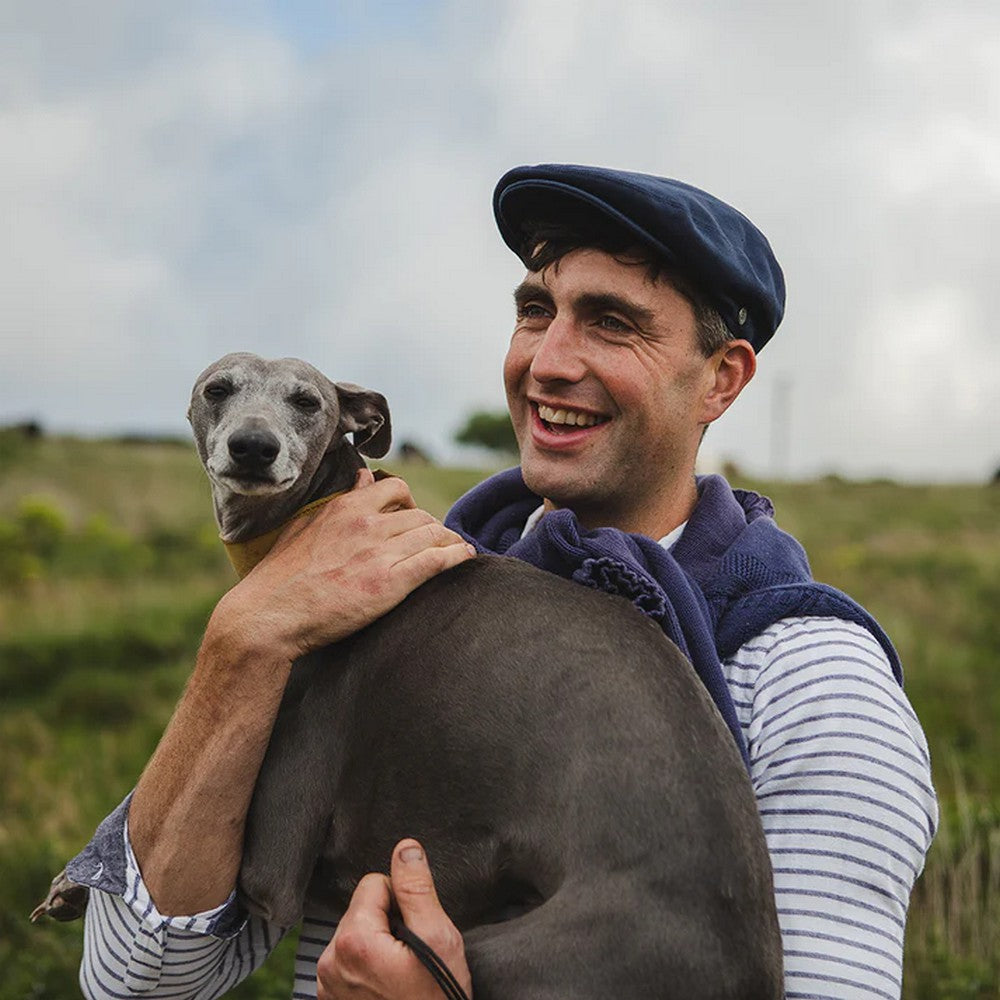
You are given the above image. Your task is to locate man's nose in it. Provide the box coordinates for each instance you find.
[528,315,586,384]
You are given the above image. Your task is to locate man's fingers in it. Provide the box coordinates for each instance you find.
[268,477,411,551]
[391,540,476,590]
[377,507,443,540]
[311,504,472,562]
[340,872,393,936]
[385,517,474,562]
[326,873,400,993]
[359,473,417,512]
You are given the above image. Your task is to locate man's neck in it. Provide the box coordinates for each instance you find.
[540,477,699,541]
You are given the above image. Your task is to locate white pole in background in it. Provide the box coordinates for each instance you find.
[771,375,791,480]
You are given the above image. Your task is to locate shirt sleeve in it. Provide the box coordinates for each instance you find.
[725,616,938,1000]
[75,799,287,999]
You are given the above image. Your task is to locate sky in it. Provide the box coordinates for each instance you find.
[2,0,998,482]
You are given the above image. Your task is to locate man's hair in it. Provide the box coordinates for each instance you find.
[517,215,734,358]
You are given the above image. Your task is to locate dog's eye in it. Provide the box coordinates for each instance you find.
[204,382,232,401]
[291,393,321,412]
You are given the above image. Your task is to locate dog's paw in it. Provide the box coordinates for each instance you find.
[30,868,90,923]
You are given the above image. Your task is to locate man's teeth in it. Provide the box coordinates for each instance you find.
[537,404,603,428]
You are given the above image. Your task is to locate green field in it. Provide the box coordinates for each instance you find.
[1,432,997,998]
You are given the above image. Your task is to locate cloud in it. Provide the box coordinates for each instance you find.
[2,0,997,479]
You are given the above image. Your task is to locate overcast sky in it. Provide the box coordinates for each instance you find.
[3,0,998,481]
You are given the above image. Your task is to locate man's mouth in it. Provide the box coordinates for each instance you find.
[534,402,609,433]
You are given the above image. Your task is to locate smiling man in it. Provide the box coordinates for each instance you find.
[73,165,936,1000]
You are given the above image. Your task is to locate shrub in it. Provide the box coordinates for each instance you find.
[455,410,518,455]
[17,496,68,558]
[0,517,41,585]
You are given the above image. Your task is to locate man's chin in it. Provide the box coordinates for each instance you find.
[520,459,598,511]
[519,457,559,499]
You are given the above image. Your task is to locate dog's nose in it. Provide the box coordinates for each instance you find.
[228,429,280,468]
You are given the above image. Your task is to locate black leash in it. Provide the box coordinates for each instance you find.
[389,912,472,1000]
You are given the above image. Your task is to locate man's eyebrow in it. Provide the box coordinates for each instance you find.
[575,292,655,327]
[513,279,552,308]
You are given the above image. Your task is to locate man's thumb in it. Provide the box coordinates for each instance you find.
[390,838,472,998]
[390,839,443,927]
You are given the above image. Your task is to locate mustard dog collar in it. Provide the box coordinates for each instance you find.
[222,491,348,578]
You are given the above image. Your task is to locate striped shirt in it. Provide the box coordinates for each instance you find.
[80,613,936,1000]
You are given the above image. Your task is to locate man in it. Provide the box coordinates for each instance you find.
[72,165,937,1000]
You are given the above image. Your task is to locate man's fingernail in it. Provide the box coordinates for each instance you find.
[466,544,477,556]
[400,845,424,864]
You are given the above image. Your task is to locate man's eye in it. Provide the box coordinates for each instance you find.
[518,303,549,320]
[598,315,629,333]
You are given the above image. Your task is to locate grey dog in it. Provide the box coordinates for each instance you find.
[41,352,785,999]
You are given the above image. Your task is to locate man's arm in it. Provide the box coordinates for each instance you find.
[129,471,475,915]
[728,616,938,999]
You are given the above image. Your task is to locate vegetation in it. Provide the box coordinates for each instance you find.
[454,409,518,456]
[1,436,997,998]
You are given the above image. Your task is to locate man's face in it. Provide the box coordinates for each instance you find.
[503,248,723,535]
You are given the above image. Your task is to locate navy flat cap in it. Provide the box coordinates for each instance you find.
[493,164,785,352]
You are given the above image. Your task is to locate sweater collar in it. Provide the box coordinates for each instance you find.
[445,467,782,587]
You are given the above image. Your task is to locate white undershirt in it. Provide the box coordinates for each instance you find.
[520,504,687,550]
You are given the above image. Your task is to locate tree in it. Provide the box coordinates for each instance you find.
[454,410,518,455]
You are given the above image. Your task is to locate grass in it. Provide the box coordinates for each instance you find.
[0,435,996,997]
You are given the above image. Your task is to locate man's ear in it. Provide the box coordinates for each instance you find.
[335,382,392,458]
[700,340,757,426]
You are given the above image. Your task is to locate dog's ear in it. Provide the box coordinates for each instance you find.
[335,382,392,458]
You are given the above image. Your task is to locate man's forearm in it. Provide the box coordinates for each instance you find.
[128,596,298,915]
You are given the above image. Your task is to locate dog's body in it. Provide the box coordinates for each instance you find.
[244,555,782,998]
[193,353,785,997]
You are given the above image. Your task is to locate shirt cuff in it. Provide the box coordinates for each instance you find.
[122,814,247,938]
[67,791,247,939]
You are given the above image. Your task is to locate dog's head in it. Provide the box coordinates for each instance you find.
[188,352,391,500]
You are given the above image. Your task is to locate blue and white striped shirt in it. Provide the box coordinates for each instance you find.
[80,613,937,1000]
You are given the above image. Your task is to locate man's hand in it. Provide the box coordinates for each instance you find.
[219,469,476,659]
[318,839,473,1000]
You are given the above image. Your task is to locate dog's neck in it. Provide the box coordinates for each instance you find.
[213,439,366,576]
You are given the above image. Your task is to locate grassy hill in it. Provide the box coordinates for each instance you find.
[1,432,997,998]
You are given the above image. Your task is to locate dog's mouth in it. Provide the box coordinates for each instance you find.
[213,469,297,496]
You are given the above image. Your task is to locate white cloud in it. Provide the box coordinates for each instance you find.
[1,0,998,479]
